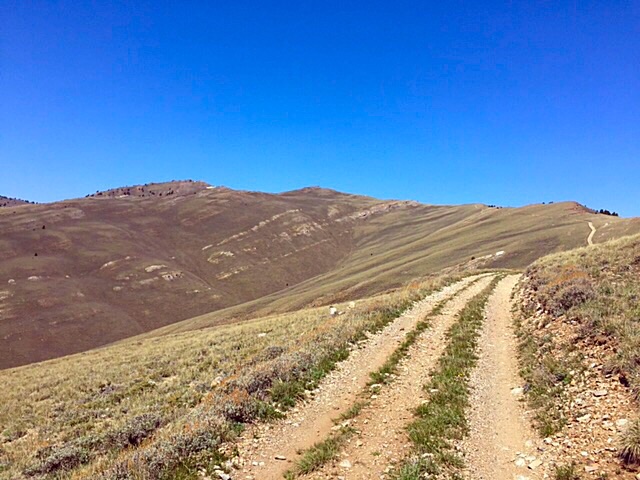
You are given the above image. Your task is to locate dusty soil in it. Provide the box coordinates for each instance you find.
[300,275,496,479]
[461,275,542,480]
[230,274,491,480]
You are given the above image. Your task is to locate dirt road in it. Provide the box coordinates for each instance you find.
[231,274,491,480]
[587,221,596,246]
[301,275,495,479]
[461,275,542,480]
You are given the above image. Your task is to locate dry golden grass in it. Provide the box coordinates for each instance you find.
[516,233,640,436]
[143,201,640,339]
[524,234,640,381]
[0,273,458,479]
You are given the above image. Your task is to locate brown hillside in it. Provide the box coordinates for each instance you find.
[1,184,639,370]
[0,183,413,368]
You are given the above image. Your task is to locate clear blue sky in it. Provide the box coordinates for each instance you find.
[1,1,639,215]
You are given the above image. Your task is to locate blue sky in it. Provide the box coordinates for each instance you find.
[1,1,639,215]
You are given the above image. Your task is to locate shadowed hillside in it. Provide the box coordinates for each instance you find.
[1,181,639,369]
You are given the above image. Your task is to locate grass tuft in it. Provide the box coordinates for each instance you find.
[554,462,581,480]
[284,426,354,478]
[619,418,640,466]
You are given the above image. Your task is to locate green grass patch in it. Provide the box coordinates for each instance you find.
[284,426,355,479]
[554,462,581,480]
[338,400,369,422]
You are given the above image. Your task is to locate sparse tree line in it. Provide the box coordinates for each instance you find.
[585,205,620,216]
[86,180,196,198]
[0,196,36,207]
[595,208,619,217]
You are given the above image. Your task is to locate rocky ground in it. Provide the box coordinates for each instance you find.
[516,285,639,479]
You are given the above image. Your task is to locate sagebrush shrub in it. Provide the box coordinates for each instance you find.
[25,444,89,476]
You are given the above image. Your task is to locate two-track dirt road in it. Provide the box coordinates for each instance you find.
[231,275,491,479]
[461,275,542,480]
[230,274,542,480]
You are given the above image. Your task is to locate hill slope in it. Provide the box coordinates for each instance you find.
[140,199,640,338]
[1,182,639,369]
[0,195,32,208]
[515,234,640,477]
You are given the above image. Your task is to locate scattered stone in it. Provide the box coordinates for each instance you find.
[339,460,352,469]
[274,455,286,461]
[145,264,167,273]
[577,414,592,423]
[515,457,526,467]
[593,390,608,397]
[511,387,524,395]
[616,419,628,428]
[528,459,542,470]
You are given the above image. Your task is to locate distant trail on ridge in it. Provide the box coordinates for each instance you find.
[587,221,597,246]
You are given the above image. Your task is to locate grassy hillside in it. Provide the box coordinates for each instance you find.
[141,201,640,338]
[1,181,639,369]
[0,273,455,479]
[520,233,640,400]
[516,234,640,474]
[0,183,396,368]
[0,196,32,208]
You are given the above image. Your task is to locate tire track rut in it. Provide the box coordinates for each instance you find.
[301,275,495,479]
[461,275,542,480]
[232,274,490,480]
